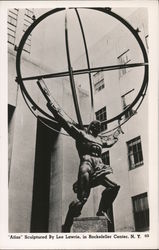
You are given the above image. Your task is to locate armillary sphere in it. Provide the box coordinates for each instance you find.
[16,7,148,137]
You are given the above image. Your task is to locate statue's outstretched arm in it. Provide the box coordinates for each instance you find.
[101,136,118,148]
[36,79,82,139]
[47,101,81,140]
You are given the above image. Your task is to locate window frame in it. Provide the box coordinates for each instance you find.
[8,9,19,46]
[95,106,107,132]
[121,89,135,119]
[93,71,105,93]
[127,136,144,170]
[132,192,149,231]
[23,8,34,54]
[117,49,131,78]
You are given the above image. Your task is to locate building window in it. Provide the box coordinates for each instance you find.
[102,151,110,166]
[23,8,34,53]
[121,89,135,119]
[132,193,149,231]
[127,136,143,170]
[145,35,149,51]
[95,107,107,132]
[93,71,105,93]
[117,49,131,78]
[25,8,34,18]
[8,9,19,45]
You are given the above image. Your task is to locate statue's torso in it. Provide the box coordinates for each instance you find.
[76,131,103,158]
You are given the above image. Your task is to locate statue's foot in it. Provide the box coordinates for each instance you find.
[96,210,112,223]
[62,224,70,232]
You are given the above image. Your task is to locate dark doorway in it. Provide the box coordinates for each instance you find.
[30,117,60,232]
[8,104,16,182]
[8,104,15,124]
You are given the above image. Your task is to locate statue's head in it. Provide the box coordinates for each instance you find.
[87,120,101,137]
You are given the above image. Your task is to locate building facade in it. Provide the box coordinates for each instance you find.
[82,8,149,232]
[8,8,149,233]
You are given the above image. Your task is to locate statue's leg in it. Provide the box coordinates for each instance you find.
[62,199,86,232]
[77,162,91,201]
[96,177,120,217]
[62,162,91,232]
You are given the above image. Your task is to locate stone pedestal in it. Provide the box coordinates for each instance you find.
[72,216,108,232]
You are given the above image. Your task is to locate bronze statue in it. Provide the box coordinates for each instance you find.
[47,100,120,232]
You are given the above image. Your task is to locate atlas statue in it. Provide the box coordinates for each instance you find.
[46,97,120,232]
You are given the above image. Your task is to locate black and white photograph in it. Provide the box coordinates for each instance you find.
[0,0,158,249]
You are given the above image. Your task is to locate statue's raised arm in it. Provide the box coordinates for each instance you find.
[37,79,82,140]
[47,101,81,140]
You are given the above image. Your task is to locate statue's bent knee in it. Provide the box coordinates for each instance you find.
[79,162,91,175]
